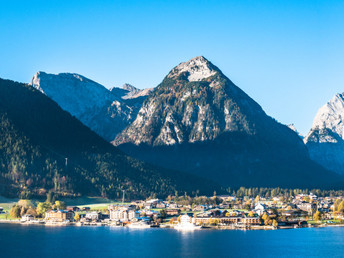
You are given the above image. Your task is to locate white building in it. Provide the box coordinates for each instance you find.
[21,214,34,222]
[254,203,266,216]
[108,205,139,221]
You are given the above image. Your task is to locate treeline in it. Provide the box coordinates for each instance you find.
[228,187,344,199]
[9,199,67,219]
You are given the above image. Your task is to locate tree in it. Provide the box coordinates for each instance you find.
[10,206,21,218]
[177,215,181,223]
[74,213,80,221]
[20,206,27,217]
[46,191,54,203]
[337,201,344,213]
[254,195,260,204]
[160,209,167,218]
[26,208,37,218]
[272,219,278,227]
[55,201,66,210]
[18,199,35,209]
[36,202,52,217]
[313,210,321,221]
[248,211,254,217]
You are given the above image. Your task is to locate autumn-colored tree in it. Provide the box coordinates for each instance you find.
[254,195,260,203]
[272,219,278,227]
[26,208,37,218]
[262,213,269,221]
[313,210,322,221]
[337,201,344,213]
[177,215,181,223]
[20,206,27,217]
[74,213,80,221]
[18,199,34,209]
[10,206,21,218]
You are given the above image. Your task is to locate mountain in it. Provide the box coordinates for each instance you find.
[30,72,151,142]
[109,84,153,117]
[110,83,153,100]
[288,124,303,139]
[115,56,342,189]
[0,78,221,199]
[304,93,344,175]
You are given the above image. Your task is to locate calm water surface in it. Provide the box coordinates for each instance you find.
[0,224,343,257]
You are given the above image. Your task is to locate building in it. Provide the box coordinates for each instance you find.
[85,211,103,221]
[21,214,34,222]
[254,203,266,216]
[194,215,260,225]
[45,210,74,222]
[67,206,80,212]
[297,202,316,214]
[108,205,139,221]
[165,209,181,216]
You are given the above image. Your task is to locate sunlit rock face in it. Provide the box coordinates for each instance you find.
[30,72,151,141]
[114,56,334,189]
[305,93,344,175]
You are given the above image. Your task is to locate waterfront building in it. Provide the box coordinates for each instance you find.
[45,210,74,222]
[21,214,34,222]
[108,205,139,221]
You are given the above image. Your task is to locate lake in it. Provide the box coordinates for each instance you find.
[0,224,343,257]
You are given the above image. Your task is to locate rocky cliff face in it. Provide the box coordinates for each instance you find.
[30,72,150,141]
[115,56,339,189]
[304,93,344,175]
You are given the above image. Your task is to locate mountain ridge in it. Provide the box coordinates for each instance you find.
[114,56,342,189]
[304,93,344,175]
[30,72,152,142]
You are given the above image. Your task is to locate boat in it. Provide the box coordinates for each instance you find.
[128,221,151,229]
[174,215,201,231]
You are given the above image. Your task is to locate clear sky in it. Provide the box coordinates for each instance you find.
[1,0,344,135]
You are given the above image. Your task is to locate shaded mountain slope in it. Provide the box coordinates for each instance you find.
[0,78,221,198]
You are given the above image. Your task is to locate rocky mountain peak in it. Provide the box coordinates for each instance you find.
[304,92,344,175]
[29,71,137,141]
[310,93,344,140]
[167,56,218,82]
[122,83,139,92]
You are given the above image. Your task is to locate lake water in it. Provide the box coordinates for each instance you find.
[1,224,343,257]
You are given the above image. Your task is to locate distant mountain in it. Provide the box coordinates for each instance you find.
[109,84,153,119]
[304,93,344,175]
[115,56,342,189]
[110,83,153,100]
[30,72,152,141]
[0,78,221,198]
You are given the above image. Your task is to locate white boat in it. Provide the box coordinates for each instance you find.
[128,221,151,229]
[174,215,201,231]
[75,221,83,226]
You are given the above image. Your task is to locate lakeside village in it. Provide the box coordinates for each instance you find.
[3,189,344,230]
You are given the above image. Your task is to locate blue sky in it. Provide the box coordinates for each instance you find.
[1,0,344,134]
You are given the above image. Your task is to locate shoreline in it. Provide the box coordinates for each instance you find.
[1,219,344,230]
